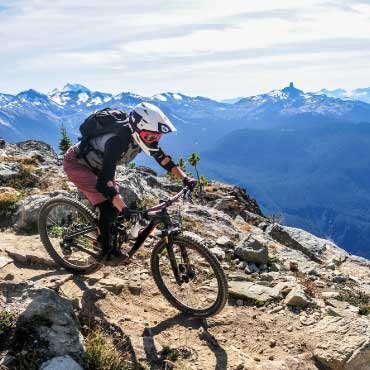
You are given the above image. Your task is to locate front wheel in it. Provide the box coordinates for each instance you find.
[151,233,228,317]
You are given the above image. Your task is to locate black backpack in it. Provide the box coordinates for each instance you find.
[77,108,128,157]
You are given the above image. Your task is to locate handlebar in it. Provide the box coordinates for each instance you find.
[123,186,191,222]
[146,186,189,216]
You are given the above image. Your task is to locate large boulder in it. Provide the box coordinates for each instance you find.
[284,286,310,308]
[235,233,269,265]
[308,317,370,370]
[14,190,72,233]
[0,281,84,364]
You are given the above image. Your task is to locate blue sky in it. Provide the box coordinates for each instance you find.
[0,0,369,99]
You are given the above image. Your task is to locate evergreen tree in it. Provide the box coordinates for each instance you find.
[187,152,201,179]
[59,124,72,155]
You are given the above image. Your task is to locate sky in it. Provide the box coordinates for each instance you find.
[0,0,370,100]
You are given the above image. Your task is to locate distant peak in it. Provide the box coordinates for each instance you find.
[17,89,47,98]
[282,82,303,96]
[62,83,90,93]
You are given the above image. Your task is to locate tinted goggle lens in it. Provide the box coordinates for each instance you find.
[139,131,162,143]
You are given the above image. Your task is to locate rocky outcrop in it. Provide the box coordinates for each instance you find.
[2,140,58,165]
[204,182,264,218]
[266,224,327,263]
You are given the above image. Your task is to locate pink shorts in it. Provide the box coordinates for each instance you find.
[63,146,120,206]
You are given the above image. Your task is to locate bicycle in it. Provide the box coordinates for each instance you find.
[38,186,228,317]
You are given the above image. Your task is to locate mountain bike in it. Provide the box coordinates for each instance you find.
[38,186,228,317]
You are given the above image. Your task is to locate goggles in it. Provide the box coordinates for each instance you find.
[139,130,162,144]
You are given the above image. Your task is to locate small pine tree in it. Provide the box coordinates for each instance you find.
[199,175,209,187]
[187,152,201,179]
[129,162,136,169]
[59,124,72,155]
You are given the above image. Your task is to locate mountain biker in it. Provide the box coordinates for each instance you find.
[63,102,197,263]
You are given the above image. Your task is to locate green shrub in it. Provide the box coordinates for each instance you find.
[359,306,370,316]
[0,311,16,337]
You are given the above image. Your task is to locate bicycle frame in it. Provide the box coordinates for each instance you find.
[114,187,192,284]
[111,186,187,256]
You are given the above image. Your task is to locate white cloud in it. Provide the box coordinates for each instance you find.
[0,0,369,99]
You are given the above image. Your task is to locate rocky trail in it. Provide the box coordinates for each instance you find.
[1,140,370,370]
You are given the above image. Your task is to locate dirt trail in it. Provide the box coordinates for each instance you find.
[0,231,319,370]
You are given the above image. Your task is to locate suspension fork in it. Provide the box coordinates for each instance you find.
[179,243,191,269]
[164,233,182,285]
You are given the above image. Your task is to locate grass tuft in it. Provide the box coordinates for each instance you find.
[84,328,133,370]
[0,156,39,166]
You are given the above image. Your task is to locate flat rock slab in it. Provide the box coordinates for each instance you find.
[0,256,13,269]
[229,281,281,304]
[308,316,370,370]
[97,277,127,295]
[1,233,57,268]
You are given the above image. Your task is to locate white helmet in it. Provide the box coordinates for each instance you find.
[129,102,177,156]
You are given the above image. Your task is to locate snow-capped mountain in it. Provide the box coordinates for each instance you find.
[233,82,370,126]
[62,83,91,93]
[0,83,370,150]
[317,87,370,104]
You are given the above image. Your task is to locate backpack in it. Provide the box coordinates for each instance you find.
[77,108,128,158]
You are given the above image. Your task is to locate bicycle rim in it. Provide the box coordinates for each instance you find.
[151,235,227,316]
[40,199,100,271]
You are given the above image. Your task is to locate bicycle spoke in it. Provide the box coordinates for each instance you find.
[47,216,58,226]
[44,202,99,268]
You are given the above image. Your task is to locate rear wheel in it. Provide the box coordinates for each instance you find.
[151,234,228,317]
[38,197,102,274]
